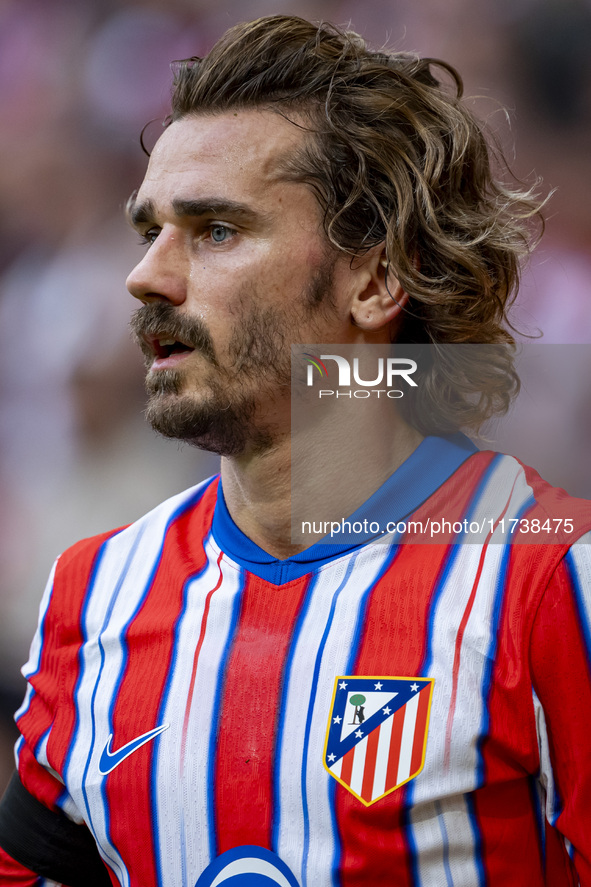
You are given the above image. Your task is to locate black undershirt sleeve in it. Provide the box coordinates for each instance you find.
[0,771,111,887]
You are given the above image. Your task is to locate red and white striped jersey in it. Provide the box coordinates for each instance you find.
[2,434,591,886]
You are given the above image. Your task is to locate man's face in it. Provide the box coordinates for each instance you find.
[126,110,357,456]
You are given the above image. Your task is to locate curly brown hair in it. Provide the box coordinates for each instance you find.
[168,15,545,432]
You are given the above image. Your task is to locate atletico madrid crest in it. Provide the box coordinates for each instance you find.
[323,675,434,806]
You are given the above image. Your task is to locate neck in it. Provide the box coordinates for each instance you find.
[220,414,424,560]
[221,431,298,558]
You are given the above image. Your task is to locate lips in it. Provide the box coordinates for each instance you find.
[130,303,218,368]
[144,333,195,369]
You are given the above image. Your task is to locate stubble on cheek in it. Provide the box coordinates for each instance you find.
[226,258,338,381]
[226,302,292,386]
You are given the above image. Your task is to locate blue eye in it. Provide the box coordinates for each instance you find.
[210,225,232,243]
[140,228,160,246]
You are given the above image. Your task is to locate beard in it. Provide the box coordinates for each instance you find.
[129,262,336,456]
[141,367,263,456]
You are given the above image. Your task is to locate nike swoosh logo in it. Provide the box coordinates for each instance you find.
[98,723,169,775]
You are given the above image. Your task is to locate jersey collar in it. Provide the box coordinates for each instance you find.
[211,433,478,584]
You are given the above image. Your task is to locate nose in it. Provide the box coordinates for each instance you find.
[126,228,187,305]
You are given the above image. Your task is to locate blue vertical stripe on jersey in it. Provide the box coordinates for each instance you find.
[434,800,454,887]
[343,547,401,678]
[14,735,24,764]
[549,777,564,829]
[179,809,188,887]
[208,563,246,861]
[533,685,562,833]
[57,784,74,816]
[150,530,214,887]
[299,561,357,887]
[106,482,214,735]
[460,454,506,523]
[467,542,512,887]
[419,541,460,680]
[138,479,217,887]
[67,525,130,885]
[270,571,317,859]
[14,685,36,733]
[475,498,534,787]
[85,522,148,886]
[327,774,338,887]
[529,773,546,872]
[465,792,486,887]
[408,454,505,885]
[404,545,462,885]
[466,497,533,885]
[418,455,505,677]
[400,800,416,886]
[33,726,50,758]
[564,543,591,673]
[334,545,402,887]
[61,528,124,783]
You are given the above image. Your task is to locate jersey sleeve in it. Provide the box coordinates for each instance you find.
[530,532,591,884]
[11,560,82,817]
[0,556,111,886]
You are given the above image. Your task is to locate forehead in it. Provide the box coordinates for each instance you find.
[137,110,309,207]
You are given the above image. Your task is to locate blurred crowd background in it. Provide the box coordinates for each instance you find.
[1,0,591,788]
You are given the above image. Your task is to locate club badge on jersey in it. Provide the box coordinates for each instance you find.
[323,675,434,806]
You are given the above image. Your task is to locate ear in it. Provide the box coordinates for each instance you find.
[350,248,409,337]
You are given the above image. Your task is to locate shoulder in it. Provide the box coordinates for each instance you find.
[465,448,591,537]
[465,449,591,587]
[51,475,219,610]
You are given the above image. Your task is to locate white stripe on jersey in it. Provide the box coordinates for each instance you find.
[413,795,483,887]
[397,691,420,785]
[371,712,394,800]
[409,456,535,886]
[63,484,207,887]
[153,539,244,887]
[532,688,557,827]
[35,730,62,786]
[273,544,395,887]
[349,736,367,798]
[329,757,342,779]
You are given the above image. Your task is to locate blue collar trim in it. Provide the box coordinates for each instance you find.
[211,433,477,584]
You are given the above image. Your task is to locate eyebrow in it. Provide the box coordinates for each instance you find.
[127,196,269,228]
[127,196,155,227]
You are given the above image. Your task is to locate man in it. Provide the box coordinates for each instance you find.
[1,14,590,887]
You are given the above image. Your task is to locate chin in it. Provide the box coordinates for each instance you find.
[145,388,274,457]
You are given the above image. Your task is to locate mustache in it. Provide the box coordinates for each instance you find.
[130,302,218,365]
